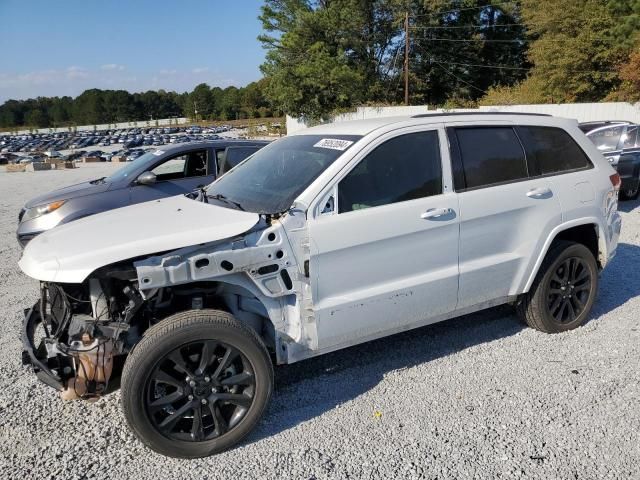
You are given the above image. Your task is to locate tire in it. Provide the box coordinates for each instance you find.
[620,177,640,200]
[517,241,598,333]
[121,309,273,458]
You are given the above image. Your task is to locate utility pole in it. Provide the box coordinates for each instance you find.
[404,11,409,105]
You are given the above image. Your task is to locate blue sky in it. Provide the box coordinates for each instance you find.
[0,0,267,102]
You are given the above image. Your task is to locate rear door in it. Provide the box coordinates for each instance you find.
[447,125,562,309]
[130,148,214,203]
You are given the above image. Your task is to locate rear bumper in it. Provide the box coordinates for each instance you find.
[21,303,65,391]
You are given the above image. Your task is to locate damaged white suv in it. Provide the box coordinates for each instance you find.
[19,113,622,458]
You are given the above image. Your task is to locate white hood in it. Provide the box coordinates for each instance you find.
[19,195,259,283]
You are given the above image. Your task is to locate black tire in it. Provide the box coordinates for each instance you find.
[517,241,598,333]
[620,177,640,200]
[121,309,273,458]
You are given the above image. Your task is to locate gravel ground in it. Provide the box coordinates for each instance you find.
[0,165,639,479]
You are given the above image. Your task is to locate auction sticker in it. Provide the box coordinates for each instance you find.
[313,138,354,151]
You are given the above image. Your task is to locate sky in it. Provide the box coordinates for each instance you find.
[0,0,267,102]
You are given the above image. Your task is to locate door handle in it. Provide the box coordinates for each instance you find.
[526,187,552,198]
[421,207,452,219]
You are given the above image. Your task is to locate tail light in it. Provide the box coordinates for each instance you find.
[610,173,621,191]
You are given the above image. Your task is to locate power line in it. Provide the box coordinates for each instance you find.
[412,36,616,43]
[431,59,487,95]
[408,1,517,19]
[441,61,619,75]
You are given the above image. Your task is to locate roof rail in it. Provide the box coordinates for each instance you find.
[411,112,552,118]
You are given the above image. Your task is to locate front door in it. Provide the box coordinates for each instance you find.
[308,128,460,350]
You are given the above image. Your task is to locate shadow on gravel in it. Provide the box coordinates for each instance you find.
[247,304,524,444]
[617,198,640,213]
[246,242,640,445]
[591,242,640,317]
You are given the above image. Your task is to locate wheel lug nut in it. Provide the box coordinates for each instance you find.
[188,394,193,400]
[201,398,207,405]
[185,376,190,382]
[211,387,218,393]
[189,380,196,387]
[204,376,210,382]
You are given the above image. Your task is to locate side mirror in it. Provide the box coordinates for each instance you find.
[136,171,157,185]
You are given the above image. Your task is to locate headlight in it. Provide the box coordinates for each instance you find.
[21,200,66,223]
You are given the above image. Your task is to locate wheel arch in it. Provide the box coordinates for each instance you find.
[521,218,606,294]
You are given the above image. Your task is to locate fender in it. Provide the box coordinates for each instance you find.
[520,216,608,294]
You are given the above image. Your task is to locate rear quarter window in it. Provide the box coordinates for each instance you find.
[517,126,592,175]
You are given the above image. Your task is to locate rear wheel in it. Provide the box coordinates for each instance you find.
[121,309,273,458]
[517,241,598,333]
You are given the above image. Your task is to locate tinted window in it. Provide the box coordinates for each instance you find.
[338,131,442,213]
[454,127,527,190]
[587,125,624,152]
[218,146,261,175]
[518,126,591,175]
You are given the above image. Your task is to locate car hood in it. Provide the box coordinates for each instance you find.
[19,195,259,283]
[24,179,113,208]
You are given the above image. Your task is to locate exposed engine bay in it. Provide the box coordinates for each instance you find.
[22,216,313,401]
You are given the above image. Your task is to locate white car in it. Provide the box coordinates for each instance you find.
[19,113,622,458]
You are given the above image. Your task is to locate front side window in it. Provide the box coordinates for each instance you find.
[454,127,528,190]
[518,126,591,175]
[338,131,442,213]
[151,150,207,181]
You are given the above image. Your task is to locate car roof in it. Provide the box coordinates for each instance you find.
[154,139,270,154]
[292,112,569,136]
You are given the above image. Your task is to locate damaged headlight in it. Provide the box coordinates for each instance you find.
[21,200,66,223]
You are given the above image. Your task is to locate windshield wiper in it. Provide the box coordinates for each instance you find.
[89,177,107,184]
[207,193,245,211]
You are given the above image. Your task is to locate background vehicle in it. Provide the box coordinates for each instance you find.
[581,121,640,199]
[16,140,269,246]
[19,113,621,458]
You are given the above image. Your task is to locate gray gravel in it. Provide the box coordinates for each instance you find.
[1,164,639,479]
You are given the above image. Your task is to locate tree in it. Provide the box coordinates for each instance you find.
[259,0,399,120]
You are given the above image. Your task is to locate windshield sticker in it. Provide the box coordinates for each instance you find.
[313,138,354,151]
[153,149,163,156]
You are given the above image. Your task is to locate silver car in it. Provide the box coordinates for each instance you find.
[16,140,269,246]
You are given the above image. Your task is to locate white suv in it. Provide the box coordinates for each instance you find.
[19,113,622,458]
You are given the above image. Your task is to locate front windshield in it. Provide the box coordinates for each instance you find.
[105,151,158,182]
[206,134,361,214]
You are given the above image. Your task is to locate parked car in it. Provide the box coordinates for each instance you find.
[18,113,621,458]
[16,140,269,246]
[580,121,640,199]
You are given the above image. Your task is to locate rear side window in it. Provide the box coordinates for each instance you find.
[623,126,638,149]
[452,127,528,190]
[338,131,442,213]
[518,126,592,175]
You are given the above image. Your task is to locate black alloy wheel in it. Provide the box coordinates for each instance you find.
[546,257,592,323]
[121,309,273,458]
[146,340,255,442]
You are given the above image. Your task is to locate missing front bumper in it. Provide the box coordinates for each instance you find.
[21,303,65,391]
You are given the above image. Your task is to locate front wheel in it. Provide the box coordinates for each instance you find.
[517,241,598,333]
[121,309,273,458]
